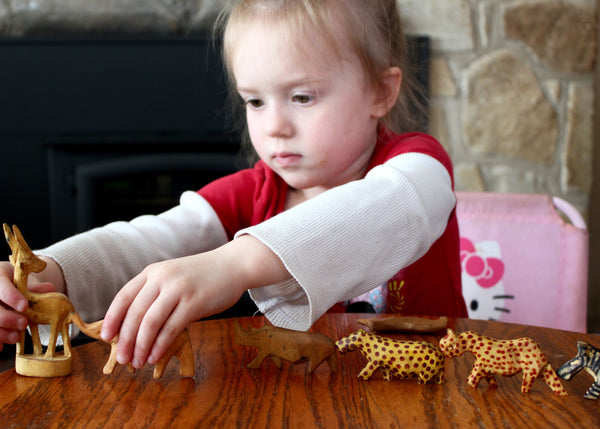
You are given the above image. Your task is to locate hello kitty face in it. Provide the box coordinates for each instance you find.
[460,237,514,321]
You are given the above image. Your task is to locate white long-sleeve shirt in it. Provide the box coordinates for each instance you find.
[38,137,457,329]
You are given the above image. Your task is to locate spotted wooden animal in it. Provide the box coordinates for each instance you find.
[439,329,567,395]
[557,341,600,399]
[335,329,444,384]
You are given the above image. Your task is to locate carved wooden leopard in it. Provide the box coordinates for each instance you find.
[335,329,444,384]
[439,329,567,395]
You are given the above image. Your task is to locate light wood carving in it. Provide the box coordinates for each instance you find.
[356,316,448,333]
[70,313,195,379]
[3,223,74,377]
[234,319,338,373]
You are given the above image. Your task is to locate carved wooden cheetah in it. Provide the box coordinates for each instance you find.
[439,329,567,395]
[335,329,444,384]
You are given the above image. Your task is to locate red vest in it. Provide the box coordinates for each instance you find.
[199,131,467,318]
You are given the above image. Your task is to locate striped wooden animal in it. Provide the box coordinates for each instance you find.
[335,329,444,383]
[558,341,600,399]
[439,329,567,395]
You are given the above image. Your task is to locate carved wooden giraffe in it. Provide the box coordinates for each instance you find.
[3,223,74,359]
[70,312,195,379]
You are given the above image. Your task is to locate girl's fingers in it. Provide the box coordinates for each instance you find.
[0,327,22,345]
[0,305,28,345]
[147,303,191,365]
[111,273,163,366]
[101,274,146,344]
[132,293,180,367]
[0,277,27,313]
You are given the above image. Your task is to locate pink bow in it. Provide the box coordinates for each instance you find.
[460,237,505,288]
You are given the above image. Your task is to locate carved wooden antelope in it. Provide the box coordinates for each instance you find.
[4,223,74,358]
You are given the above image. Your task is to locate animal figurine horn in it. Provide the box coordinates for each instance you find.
[233,319,338,373]
[69,313,195,379]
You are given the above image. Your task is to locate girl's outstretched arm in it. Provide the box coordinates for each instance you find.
[100,234,290,368]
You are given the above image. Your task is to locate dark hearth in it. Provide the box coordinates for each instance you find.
[0,35,241,248]
[0,35,428,250]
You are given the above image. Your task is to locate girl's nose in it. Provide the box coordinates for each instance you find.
[265,106,293,138]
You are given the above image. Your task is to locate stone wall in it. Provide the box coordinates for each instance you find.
[0,0,598,328]
[406,0,598,331]
[409,0,596,215]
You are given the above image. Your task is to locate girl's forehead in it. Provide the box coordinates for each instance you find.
[228,18,352,75]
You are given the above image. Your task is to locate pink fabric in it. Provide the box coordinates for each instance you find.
[456,192,588,332]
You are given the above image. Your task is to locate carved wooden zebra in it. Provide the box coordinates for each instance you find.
[557,341,600,400]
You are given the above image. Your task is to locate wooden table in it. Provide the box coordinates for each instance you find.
[0,314,598,428]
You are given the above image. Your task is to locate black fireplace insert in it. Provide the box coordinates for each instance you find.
[0,35,429,250]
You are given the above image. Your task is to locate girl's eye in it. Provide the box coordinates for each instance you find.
[245,99,264,108]
[292,94,313,104]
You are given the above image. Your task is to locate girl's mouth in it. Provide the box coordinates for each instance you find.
[273,152,302,168]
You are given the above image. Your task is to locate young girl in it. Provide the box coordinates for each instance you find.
[0,0,466,370]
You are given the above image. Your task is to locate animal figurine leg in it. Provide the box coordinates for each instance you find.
[521,368,539,393]
[418,368,443,384]
[173,335,195,378]
[358,362,380,380]
[270,355,283,369]
[485,374,498,387]
[585,382,600,399]
[29,323,43,355]
[306,347,338,374]
[103,343,119,375]
[45,322,62,358]
[16,330,26,356]
[380,368,393,381]
[432,371,445,384]
[102,343,135,375]
[152,328,195,379]
[541,366,568,395]
[60,322,72,358]
[247,351,271,369]
[467,364,491,388]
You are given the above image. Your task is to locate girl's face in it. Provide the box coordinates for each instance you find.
[231,22,385,202]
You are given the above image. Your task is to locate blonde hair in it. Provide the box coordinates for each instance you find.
[215,0,428,161]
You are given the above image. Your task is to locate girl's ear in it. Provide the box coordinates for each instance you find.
[371,66,402,119]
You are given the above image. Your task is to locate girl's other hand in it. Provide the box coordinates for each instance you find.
[0,262,57,351]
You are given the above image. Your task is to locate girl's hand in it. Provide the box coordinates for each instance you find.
[0,261,60,351]
[101,235,290,369]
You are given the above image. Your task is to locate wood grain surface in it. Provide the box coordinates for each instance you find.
[0,314,598,428]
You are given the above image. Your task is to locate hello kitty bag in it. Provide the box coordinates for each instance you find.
[456,192,588,332]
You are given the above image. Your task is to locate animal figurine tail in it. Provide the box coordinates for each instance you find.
[69,313,195,378]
